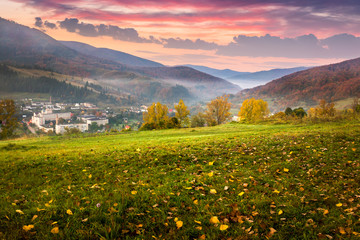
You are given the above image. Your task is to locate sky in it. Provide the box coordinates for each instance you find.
[1,0,360,71]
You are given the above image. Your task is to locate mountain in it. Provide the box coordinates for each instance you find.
[229,67,309,89]
[61,41,164,68]
[0,18,240,103]
[239,58,360,110]
[185,64,309,89]
[184,64,249,79]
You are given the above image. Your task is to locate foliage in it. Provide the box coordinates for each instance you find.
[239,98,270,122]
[204,95,231,126]
[0,122,359,239]
[141,102,169,130]
[0,99,18,139]
[174,99,190,127]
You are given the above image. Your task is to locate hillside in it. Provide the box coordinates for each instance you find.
[0,122,359,239]
[0,18,239,103]
[239,58,360,109]
[61,41,164,68]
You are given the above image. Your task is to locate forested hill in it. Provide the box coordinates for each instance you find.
[0,64,115,103]
[239,57,360,108]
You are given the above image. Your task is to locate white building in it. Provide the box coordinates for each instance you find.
[55,123,88,134]
[31,109,71,127]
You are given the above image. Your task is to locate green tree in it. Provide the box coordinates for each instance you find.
[0,99,18,139]
[285,107,293,116]
[204,95,232,126]
[191,113,206,128]
[174,99,190,127]
[239,98,269,122]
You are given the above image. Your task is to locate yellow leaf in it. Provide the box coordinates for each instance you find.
[194,220,201,224]
[51,221,58,225]
[184,187,192,190]
[209,162,214,166]
[193,200,198,205]
[37,208,45,212]
[88,174,92,179]
[23,225,34,231]
[336,203,342,207]
[208,172,214,177]
[174,217,178,222]
[31,215,38,222]
[323,209,329,215]
[48,199,53,204]
[51,227,59,234]
[209,189,217,194]
[238,192,245,196]
[273,190,280,194]
[352,148,356,152]
[113,203,118,207]
[196,226,202,230]
[199,234,206,239]
[131,191,137,195]
[283,168,289,172]
[16,209,24,215]
[176,220,183,229]
[339,227,346,235]
[66,209,73,215]
[220,224,229,231]
[278,210,283,215]
[210,216,220,224]
[45,203,50,207]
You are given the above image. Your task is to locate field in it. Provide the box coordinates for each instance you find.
[0,122,360,239]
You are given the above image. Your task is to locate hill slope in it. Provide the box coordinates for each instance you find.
[240,58,360,108]
[61,41,164,68]
[0,18,240,102]
[0,122,359,239]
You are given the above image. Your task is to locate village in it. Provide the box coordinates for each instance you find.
[19,98,148,134]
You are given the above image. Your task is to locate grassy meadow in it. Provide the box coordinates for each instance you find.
[0,121,360,239]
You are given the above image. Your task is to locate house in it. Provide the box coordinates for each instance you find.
[86,117,109,126]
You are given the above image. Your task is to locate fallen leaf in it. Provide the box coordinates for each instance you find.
[193,200,198,205]
[31,215,38,222]
[66,209,73,215]
[283,168,289,172]
[16,209,24,215]
[278,210,283,215]
[208,172,214,177]
[220,224,229,231]
[210,216,220,224]
[209,162,214,166]
[339,227,346,234]
[51,227,59,234]
[323,209,329,215]
[210,189,217,194]
[194,220,201,224]
[199,234,206,240]
[238,192,245,196]
[131,191,137,195]
[336,203,342,207]
[23,225,34,231]
[176,221,183,229]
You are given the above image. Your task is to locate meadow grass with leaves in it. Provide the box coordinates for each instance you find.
[0,121,360,239]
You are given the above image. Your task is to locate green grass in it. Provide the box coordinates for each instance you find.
[1,121,360,239]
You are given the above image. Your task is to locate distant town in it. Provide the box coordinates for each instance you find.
[19,97,148,134]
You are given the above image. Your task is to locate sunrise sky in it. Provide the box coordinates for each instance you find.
[2,0,360,71]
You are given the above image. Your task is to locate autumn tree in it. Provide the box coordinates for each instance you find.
[239,98,269,122]
[141,102,169,130]
[0,99,18,139]
[308,99,336,119]
[204,95,232,126]
[174,99,190,127]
